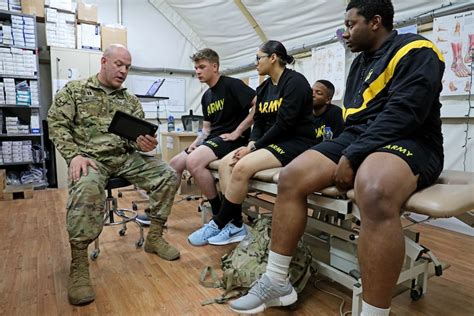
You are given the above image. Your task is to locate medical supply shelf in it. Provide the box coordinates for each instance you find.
[0,9,47,188]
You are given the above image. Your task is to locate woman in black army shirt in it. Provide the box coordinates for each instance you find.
[188,40,320,246]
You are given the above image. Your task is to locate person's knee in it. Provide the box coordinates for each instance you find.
[277,163,307,195]
[148,165,180,193]
[231,160,253,182]
[186,153,207,174]
[278,163,312,196]
[70,177,103,202]
[355,177,399,222]
[170,153,186,174]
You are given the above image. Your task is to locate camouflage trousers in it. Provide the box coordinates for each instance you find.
[66,151,179,247]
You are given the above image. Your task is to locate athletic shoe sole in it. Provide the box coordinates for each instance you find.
[208,233,246,245]
[229,288,297,314]
[187,238,209,247]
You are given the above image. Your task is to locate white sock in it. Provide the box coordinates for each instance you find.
[361,300,390,316]
[264,250,292,286]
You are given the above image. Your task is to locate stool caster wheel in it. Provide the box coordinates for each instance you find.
[90,250,100,261]
[410,286,423,301]
[132,202,138,211]
[136,239,144,248]
[118,192,123,198]
[119,228,126,236]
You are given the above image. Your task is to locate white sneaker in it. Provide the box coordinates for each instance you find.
[229,274,297,314]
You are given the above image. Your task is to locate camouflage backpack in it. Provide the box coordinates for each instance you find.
[200,216,315,305]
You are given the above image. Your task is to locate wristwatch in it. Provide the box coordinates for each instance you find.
[250,143,257,152]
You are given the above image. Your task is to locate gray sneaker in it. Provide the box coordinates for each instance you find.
[229,274,297,314]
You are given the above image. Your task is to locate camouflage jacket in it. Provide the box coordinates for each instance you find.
[48,75,144,164]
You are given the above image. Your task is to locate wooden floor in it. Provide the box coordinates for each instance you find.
[0,188,473,316]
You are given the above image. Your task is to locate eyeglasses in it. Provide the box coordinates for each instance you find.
[255,54,269,63]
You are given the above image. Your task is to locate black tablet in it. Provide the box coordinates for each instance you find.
[108,110,158,142]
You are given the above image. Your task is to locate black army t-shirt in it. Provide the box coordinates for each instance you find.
[250,68,314,149]
[249,82,279,140]
[312,104,344,142]
[201,76,255,139]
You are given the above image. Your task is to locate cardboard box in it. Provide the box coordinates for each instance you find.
[77,0,97,24]
[21,0,45,18]
[101,24,127,51]
[76,23,101,50]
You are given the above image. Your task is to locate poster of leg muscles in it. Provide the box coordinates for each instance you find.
[433,10,473,96]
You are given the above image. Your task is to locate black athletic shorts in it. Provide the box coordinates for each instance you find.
[264,137,316,166]
[201,136,248,159]
[311,130,443,189]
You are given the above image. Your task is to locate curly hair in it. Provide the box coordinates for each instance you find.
[346,0,394,31]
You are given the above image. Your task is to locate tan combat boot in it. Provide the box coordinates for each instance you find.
[144,218,180,260]
[68,245,95,305]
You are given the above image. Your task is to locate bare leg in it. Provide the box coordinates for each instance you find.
[271,151,336,255]
[355,152,418,308]
[217,149,238,195]
[225,149,281,204]
[186,145,218,198]
[169,151,188,180]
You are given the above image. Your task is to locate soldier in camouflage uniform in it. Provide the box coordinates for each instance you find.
[48,44,180,306]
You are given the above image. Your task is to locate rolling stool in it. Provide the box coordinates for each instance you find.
[90,177,145,260]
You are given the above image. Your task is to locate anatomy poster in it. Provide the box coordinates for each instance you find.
[312,42,346,100]
[433,10,473,96]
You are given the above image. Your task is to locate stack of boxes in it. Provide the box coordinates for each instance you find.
[1,140,33,164]
[76,1,100,50]
[0,0,21,12]
[0,109,3,134]
[49,0,72,11]
[0,142,10,164]
[0,23,13,46]
[0,48,37,77]
[0,48,14,75]
[8,0,21,12]
[3,78,16,104]
[0,79,37,105]
[30,108,39,133]
[11,15,36,49]
[5,116,29,135]
[76,23,100,50]
[15,80,30,106]
[0,83,4,104]
[45,7,76,48]
[30,80,38,106]
[0,0,8,10]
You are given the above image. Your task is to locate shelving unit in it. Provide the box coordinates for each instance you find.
[0,9,47,189]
